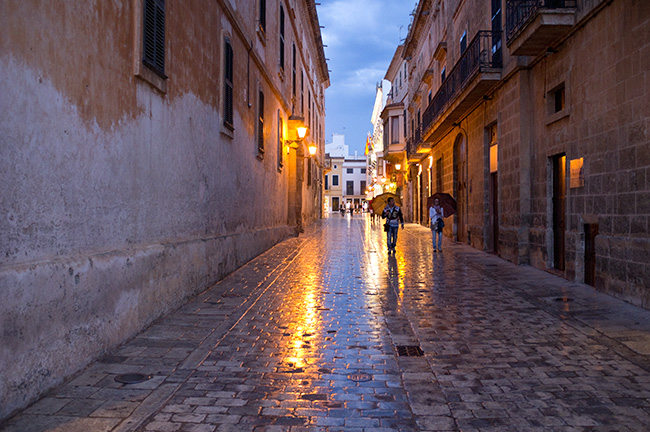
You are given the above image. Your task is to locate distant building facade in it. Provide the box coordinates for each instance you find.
[391,0,650,307]
[0,0,328,420]
[324,134,368,212]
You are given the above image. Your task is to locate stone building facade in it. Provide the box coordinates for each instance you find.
[394,0,649,306]
[0,0,328,420]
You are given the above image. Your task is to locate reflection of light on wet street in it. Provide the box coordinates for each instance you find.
[17,213,650,432]
[282,257,322,369]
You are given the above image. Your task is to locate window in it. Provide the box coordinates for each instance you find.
[257,90,265,154]
[391,116,399,143]
[333,175,339,186]
[277,114,283,170]
[460,31,467,54]
[259,0,266,33]
[347,168,353,174]
[360,180,366,193]
[325,175,329,190]
[279,5,285,72]
[436,157,443,192]
[361,168,366,174]
[300,71,304,115]
[292,44,296,96]
[441,66,446,83]
[383,120,389,148]
[307,158,312,185]
[142,0,166,78]
[553,86,565,113]
[346,181,354,195]
[223,37,234,130]
[546,81,570,124]
[403,110,407,137]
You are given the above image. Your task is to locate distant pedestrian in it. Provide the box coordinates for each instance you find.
[382,197,404,254]
[429,197,444,252]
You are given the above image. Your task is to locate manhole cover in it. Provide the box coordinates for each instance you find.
[347,373,372,382]
[114,373,152,384]
[396,345,424,357]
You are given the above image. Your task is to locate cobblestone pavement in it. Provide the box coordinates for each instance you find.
[3,216,650,432]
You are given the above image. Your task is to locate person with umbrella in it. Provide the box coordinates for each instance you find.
[382,197,404,254]
[429,197,444,252]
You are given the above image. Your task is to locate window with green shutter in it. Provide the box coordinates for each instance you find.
[142,0,166,78]
[224,37,234,130]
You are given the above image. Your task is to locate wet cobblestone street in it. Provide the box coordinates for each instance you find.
[4,216,650,432]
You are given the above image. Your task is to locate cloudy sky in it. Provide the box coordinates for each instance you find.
[317,0,416,156]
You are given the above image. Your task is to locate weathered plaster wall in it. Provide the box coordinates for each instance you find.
[0,0,327,420]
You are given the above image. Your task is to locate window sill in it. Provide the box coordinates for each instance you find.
[545,107,571,126]
[257,26,267,45]
[136,65,168,94]
[221,123,234,139]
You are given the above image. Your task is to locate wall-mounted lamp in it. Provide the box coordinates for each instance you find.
[286,115,309,149]
[395,163,402,171]
[307,143,317,157]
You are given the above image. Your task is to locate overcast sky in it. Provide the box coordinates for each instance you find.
[318,0,417,156]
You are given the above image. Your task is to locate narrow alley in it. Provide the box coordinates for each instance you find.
[4,216,650,432]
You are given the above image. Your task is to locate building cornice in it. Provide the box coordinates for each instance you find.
[306,0,330,87]
[404,0,432,58]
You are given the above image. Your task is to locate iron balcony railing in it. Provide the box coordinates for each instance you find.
[506,0,577,42]
[407,124,422,158]
[422,31,502,134]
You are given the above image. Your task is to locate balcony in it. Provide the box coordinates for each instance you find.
[506,0,576,56]
[384,141,406,165]
[407,125,428,162]
[421,31,502,147]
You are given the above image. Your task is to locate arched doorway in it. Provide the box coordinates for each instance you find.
[453,133,467,243]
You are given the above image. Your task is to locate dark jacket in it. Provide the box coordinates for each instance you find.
[382,205,404,227]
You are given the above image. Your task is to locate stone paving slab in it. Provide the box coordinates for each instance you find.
[2,216,650,431]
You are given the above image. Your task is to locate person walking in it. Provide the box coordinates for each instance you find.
[382,197,404,254]
[429,197,444,252]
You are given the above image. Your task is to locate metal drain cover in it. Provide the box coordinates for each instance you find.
[347,373,372,382]
[115,373,152,384]
[396,345,424,356]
